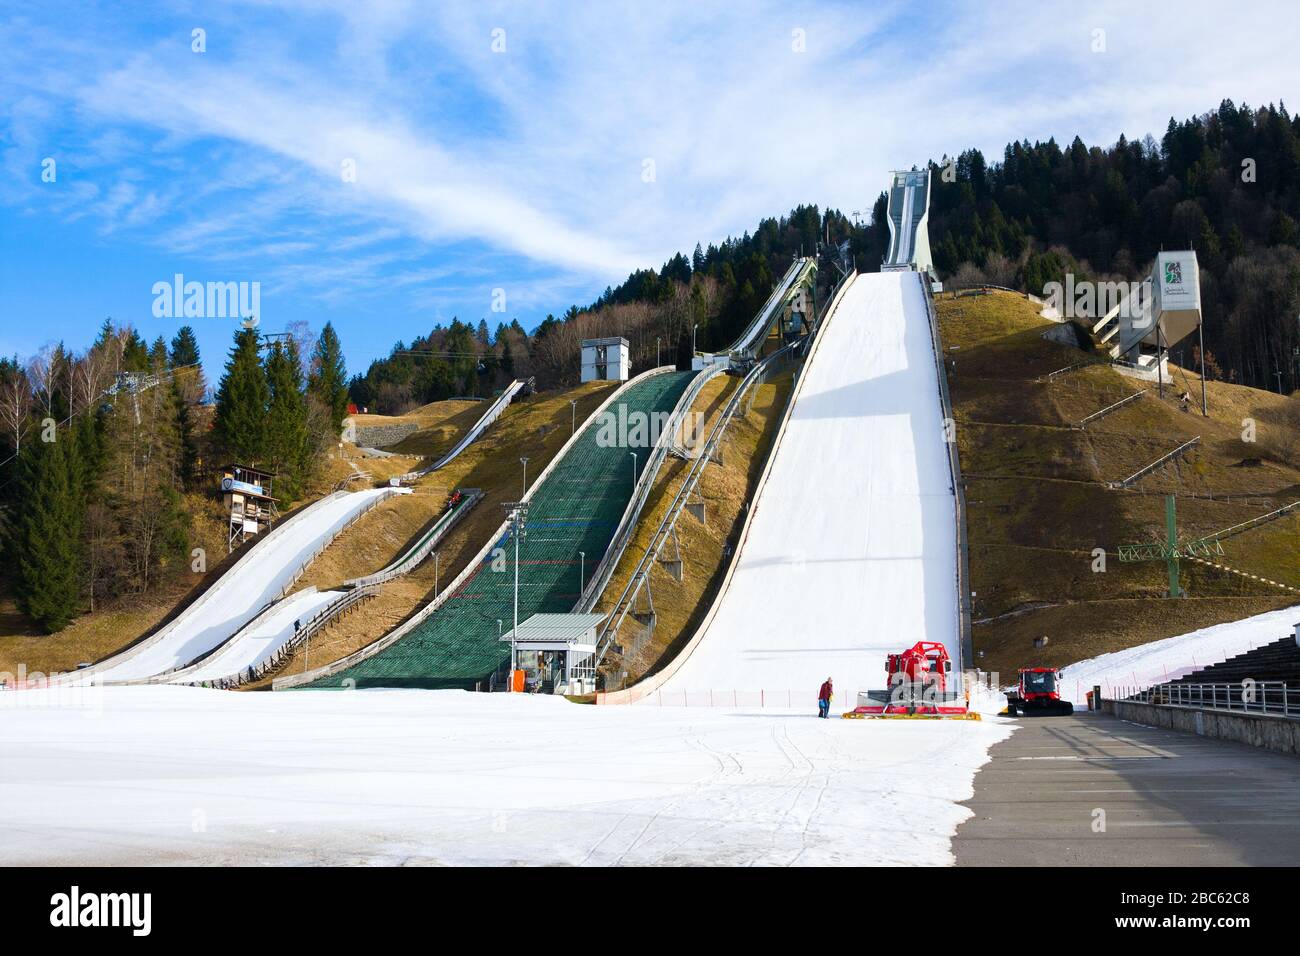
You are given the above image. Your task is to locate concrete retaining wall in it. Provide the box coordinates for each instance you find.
[1104,698,1300,756]
[352,422,419,448]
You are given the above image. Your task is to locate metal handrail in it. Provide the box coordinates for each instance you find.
[1108,436,1200,489]
[1126,680,1298,720]
[345,489,483,588]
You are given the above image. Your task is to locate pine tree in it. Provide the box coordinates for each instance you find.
[166,325,205,481]
[12,428,83,631]
[213,328,269,464]
[169,326,200,368]
[307,322,349,435]
[264,340,310,498]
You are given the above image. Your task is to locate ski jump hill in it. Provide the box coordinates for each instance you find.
[57,385,528,688]
[604,269,967,707]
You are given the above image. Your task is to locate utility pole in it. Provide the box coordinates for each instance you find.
[1156,322,1165,400]
[503,502,529,688]
[1197,316,1208,416]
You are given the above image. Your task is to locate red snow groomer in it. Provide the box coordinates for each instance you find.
[842,641,978,720]
[1003,668,1074,717]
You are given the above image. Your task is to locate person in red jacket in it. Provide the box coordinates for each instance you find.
[817,678,833,718]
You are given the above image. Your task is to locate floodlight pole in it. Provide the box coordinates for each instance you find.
[579,550,586,595]
[630,452,638,493]
[520,457,529,497]
[503,501,529,688]
[570,400,577,435]
[656,337,661,367]
[512,513,520,676]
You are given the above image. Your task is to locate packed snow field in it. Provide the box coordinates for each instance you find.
[0,686,1011,866]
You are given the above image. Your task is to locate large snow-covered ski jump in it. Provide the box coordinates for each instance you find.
[610,269,963,709]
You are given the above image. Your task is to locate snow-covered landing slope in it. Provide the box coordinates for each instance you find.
[0,686,1011,866]
[1058,604,1300,703]
[651,271,958,707]
[79,488,399,684]
[166,587,342,686]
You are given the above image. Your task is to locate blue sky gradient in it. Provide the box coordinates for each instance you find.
[2,0,1297,381]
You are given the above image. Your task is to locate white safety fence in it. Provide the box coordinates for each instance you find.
[641,687,858,710]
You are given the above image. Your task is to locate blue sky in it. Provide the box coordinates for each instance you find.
[2,0,1297,382]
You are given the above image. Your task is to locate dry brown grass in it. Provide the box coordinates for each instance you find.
[940,291,1300,676]
[594,371,793,686]
[0,584,193,678]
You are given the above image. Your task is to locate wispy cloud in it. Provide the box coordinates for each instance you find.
[1,0,1298,368]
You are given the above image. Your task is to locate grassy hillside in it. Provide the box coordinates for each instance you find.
[938,290,1300,678]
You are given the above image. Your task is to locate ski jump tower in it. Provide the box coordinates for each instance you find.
[882,168,934,277]
[1092,251,1205,398]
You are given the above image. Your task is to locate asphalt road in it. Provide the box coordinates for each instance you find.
[955,710,1300,865]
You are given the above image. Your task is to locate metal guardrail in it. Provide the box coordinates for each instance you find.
[1108,436,1200,489]
[1036,360,1107,383]
[1076,388,1147,429]
[1126,681,1299,720]
[186,585,379,690]
[921,275,974,671]
[346,489,483,589]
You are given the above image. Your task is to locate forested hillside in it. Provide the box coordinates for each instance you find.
[354,100,1300,409]
[0,321,350,632]
[930,100,1300,392]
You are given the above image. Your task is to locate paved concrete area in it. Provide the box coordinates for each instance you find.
[955,711,1300,865]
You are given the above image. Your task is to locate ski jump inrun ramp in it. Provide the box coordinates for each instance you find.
[612,270,961,706]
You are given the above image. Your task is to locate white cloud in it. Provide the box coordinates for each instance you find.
[3,0,1299,313]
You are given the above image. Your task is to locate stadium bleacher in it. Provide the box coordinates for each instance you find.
[1169,633,1300,687]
